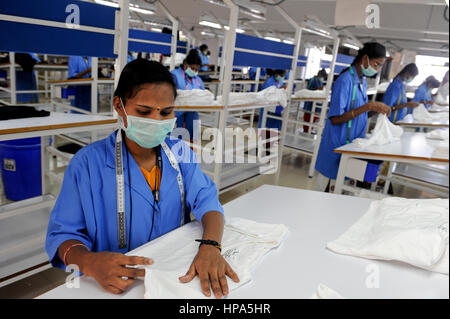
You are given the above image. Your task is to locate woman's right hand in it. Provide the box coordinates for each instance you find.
[369,102,392,117]
[405,101,420,109]
[81,252,153,294]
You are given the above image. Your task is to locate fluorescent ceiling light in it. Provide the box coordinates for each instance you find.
[283,39,294,45]
[343,42,360,50]
[94,1,154,14]
[94,0,118,8]
[223,26,245,33]
[199,20,223,29]
[264,36,281,42]
[151,28,162,32]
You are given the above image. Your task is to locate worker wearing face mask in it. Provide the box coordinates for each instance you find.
[257,69,287,130]
[314,42,392,192]
[303,68,328,133]
[411,75,440,112]
[383,63,420,123]
[171,49,205,142]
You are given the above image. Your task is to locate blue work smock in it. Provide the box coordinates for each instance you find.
[315,66,369,180]
[16,53,40,103]
[303,76,324,112]
[258,76,284,130]
[412,83,432,111]
[383,76,407,122]
[46,132,223,269]
[68,56,92,112]
[171,67,205,140]
[199,51,210,72]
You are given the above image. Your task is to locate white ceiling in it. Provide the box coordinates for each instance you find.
[106,0,450,57]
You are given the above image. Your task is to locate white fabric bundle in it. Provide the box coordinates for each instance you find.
[432,140,450,157]
[412,104,446,123]
[426,129,449,141]
[293,89,326,99]
[143,217,289,299]
[310,284,345,299]
[175,87,287,113]
[434,82,449,106]
[327,197,449,275]
[353,114,403,147]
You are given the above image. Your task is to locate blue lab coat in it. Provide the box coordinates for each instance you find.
[383,76,407,122]
[46,132,223,269]
[412,83,433,111]
[171,67,205,140]
[315,66,369,180]
[257,76,284,130]
[304,76,324,112]
[199,51,210,72]
[68,56,92,112]
[16,53,40,103]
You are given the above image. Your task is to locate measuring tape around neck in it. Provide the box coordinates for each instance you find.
[346,66,359,144]
[115,130,186,249]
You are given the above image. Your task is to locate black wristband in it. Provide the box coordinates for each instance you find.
[195,239,222,252]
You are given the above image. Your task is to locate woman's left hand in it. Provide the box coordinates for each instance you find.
[179,245,240,298]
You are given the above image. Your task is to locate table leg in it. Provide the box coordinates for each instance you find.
[334,154,349,194]
[383,161,394,194]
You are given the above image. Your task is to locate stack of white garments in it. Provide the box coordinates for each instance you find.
[434,81,449,106]
[353,114,403,147]
[143,217,289,299]
[175,86,287,112]
[310,284,345,299]
[426,129,449,141]
[293,89,326,99]
[413,104,448,123]
[327,197,449,275]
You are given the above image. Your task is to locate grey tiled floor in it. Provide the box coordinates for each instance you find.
[0,150,440,299]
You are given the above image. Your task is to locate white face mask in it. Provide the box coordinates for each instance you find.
[119,98,176,149]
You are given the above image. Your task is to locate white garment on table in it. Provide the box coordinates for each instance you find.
[426,129,449,141]
[143,217,289,299]
[413,104,439,123]
[432,140,450,157]
[327,197,449,275]
[175,89,216,106]
[353,114,403,147]
[293,89,326,99]
[310,284,345,299]
[357,189,391,200]
[435,82,449,106]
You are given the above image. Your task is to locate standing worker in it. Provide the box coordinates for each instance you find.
[383,63,420,122]
[314,42,392,192]
[411,75,440,111]
[14,52,40,103]
[68,55,92,112]
[257,69,287,131]
[171,49,205,142]
[303,68,327,133]
[46,59,239,298]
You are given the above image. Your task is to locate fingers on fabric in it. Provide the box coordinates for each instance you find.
[120,255,153,266]
[199,271,212,297]
[225,264,240,283]
[179,263,196,283]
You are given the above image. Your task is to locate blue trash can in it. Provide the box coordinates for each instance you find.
[0,137,42,201]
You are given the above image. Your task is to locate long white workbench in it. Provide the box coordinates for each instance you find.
[38,185,448,299]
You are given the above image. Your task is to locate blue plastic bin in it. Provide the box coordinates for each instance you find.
[363,160,384,183]
[0,137,42,201]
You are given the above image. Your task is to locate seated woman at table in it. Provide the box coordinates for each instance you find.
[314,42,392,192]
[383,63,420,123]
[257,69,287,131]
[303,68,328,133]
[171,49,205,143]
[411,75,440,112]
[46,59,238,298]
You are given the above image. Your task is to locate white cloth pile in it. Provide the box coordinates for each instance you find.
[432,140,450,157]
[175,86,287,112]
[143,217,289,299]
[353,114,403,147]
[293,89,326,99]
[412,104,449,123]
[434,82,449,106]
[310,284,345,299]
[327,197,449,275]
[426,129,449,141]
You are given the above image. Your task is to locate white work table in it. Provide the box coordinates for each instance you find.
[38,185,448,299]
[396,116,449,130]
[333,132,449,195]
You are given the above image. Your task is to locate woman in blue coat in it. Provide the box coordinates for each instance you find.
[412,75,440,111]
[68,55,92,112]
[382,63,420,122]
[257,69,287,130]
[46,59,238,298]
[171,49,205,142]
[315,43,392,192]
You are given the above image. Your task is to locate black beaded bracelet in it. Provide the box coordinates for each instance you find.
[195,239,222,252]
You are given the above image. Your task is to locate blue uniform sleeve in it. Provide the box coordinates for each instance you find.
[68,56,79,79]
[173,140,224,222]
[382,81,402,107]
[328,75,352,118]
[197,76,205,90]
[261,77,275,90]
[171,69,184,90]
[45,153,94,269]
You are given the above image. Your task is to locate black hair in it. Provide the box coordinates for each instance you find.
[318,68,328,80]
[184,49,202,66]
[425,75,440,88]
[396,63,419,79]
[200,44,208,52]
[340,42,386,75]
[274,69,286,77]
[114,59,177,104]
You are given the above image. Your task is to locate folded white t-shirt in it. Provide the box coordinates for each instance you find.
[310,284,345,299]
[426,129,450,141]
[327,197,449,275]
[143,217,289,299]
[353,114,403,147]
